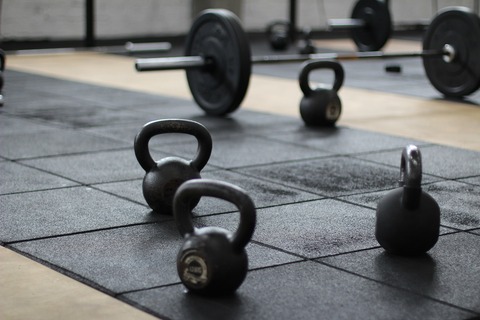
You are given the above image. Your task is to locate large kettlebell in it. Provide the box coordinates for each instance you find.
[134,119,212,214]
[376,145,440,255]
[299,60,344,127]
[174,179,256,296]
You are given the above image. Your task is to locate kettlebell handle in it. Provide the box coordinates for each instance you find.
[299,60,344,97]
[400,145,422,209]
[174,179,256,252]
[134,119,212,172]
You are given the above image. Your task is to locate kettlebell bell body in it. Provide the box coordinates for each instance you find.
[375,145,440,255]
[174,179,256,296]
[299,60,344,127]
[134,119,212,214]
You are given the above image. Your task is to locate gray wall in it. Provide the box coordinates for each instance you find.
[1,0,478,41]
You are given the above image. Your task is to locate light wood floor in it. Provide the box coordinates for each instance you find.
[2,38,479,319]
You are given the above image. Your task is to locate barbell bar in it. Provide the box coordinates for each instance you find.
[134,7,480,116]
[137,46,450,72]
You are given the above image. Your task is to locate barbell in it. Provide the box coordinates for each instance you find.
[269,0,392,52]
[135,7,480,116]
[328,0,392,52]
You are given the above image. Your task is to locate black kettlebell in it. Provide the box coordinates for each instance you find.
[174,179,256,296]
[299,60,344,126]
[376,145,440,256]
[134,119,212,214]
[298,27,316,54]
[267,20,290,51]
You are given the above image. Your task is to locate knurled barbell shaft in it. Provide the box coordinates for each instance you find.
[135,49,447,72]
[251,49,445,64]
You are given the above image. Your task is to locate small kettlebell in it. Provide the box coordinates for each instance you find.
[174,179,256,296]
[266,20,290,51]
[134,119,212,214]
[376,145,440,256]
[299,60,344,126]
[298,27,316,55]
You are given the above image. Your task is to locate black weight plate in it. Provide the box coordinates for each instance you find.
[350,0,392,51]
[422,7,480,98]
[185,9,252,116]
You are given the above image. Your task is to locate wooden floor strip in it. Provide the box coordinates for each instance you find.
[0,247,158,320]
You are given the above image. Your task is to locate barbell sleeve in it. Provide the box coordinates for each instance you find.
[135,56,206,71]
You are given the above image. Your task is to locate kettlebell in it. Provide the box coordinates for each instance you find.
[266,20,290,51]
[298,27,316,55]
[174,179,256,296]
[375,145,440,256]
[299,60,344,126]
[134,119,212,214]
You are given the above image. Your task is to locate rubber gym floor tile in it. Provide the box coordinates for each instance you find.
[92,169,320,217]
[8,103,180,129]
[85,122,206,147]
[0,115,57,136]
[236,156,424,197]
[93,179,147,207]
[196,198,378,259]
[185,109,301,135]
[263,126,429,154]
[355,145,480,179]
[162,135,331,169]
[121,261,475,320]
[200,170,322,210]
[136,111,302,141]
[0,129,129,160]
[51,83,177,110]
[320,232,480,314]
[458,176,480,186]
[340,180,480,230]
[2,91,95,117]
[20,149,146,185]
[0,161,78,195]
[3,72,74,98]
[0,186,158,243]
[11,222,300,293]
[422,181,480,230]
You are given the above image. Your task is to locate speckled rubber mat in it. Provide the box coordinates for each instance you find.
[1,70,479,319]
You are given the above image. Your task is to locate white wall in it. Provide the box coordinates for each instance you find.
[0,0,478,41]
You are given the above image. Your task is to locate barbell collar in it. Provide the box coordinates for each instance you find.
[135,56,206,71]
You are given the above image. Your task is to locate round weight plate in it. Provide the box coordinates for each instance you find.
[350,0,392,52]
[185,9,252,116]
[422,7,480,98]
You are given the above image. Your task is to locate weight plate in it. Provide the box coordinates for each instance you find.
[350,0,392,52]
[185,9,252,116]
[422,7,480,98]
